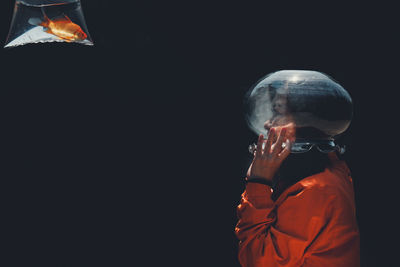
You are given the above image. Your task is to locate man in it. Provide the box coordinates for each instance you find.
[236,70,360,266]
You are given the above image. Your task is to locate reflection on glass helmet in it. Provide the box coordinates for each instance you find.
[245,70,353,153]
[4,0,93,48]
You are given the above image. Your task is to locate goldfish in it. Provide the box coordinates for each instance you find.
[28,14,87,42]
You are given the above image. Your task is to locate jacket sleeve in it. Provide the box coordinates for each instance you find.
[235,182,280,267]
[235,182,360,267]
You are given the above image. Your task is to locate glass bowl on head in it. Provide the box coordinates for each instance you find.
[244,70,352,154]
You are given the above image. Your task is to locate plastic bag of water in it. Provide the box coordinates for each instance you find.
[4,0,93,48]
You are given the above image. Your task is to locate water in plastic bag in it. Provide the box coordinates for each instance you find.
[4,0,93,48]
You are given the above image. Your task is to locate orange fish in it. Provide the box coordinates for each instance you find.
[29,14,87,42]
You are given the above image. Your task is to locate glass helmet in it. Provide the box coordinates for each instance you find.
[245,70,353,154]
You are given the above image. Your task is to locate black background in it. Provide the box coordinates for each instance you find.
[1,1,398,266]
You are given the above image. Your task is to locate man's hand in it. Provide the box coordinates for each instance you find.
[246,127,292,183]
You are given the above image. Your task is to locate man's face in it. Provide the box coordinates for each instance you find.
[272,94,288,116]
[263,94,296,142]
[264,94,291,130]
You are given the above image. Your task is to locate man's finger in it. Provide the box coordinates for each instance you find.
[272,127,287,155]
[255,134,264,157]
[278,140,291,161]
[264,128,275,156]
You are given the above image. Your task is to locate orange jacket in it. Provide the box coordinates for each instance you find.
[235,153,360,267]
